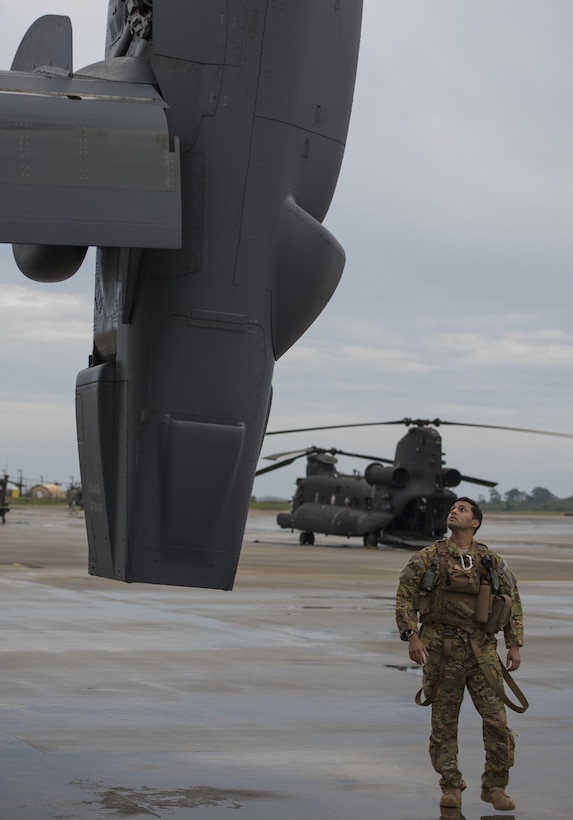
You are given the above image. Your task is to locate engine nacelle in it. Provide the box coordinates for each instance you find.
[364,463,409,489]
[13,244,88,283]
[441,468,462,488]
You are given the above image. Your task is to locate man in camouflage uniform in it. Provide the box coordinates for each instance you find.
[395,497,524,813]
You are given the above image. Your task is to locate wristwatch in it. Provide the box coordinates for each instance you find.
[403,629,417,640]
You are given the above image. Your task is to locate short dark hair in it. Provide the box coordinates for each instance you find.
[455,496,483,530]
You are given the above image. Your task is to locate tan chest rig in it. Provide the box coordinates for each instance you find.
[418,540,511,634]
[414,540,528,713]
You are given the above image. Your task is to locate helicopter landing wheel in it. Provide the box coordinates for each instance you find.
[363,531,379,548]
[299,531,315,545]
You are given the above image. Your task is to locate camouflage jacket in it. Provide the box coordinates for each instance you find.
[395,537,524,649]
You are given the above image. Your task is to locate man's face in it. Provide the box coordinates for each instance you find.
[448,500,479,533]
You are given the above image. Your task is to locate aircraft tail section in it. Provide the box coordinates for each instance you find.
[77,320,272,590]
[76,362,127,583]
[11,14,72,75]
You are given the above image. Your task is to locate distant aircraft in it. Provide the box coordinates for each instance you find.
[259,418,573,548]
[0,2,363,588]
[0,474,9,524]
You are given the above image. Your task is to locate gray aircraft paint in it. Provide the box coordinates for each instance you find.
[0,2,363,589]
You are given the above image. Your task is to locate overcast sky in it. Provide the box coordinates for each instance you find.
[0,2,571,500]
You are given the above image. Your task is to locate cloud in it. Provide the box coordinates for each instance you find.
[281,315,572,376]
[432,328,572,369]
[0,285,93,400]
[0,285,92,482]
[0,285,91,345]
[338,2,573,260]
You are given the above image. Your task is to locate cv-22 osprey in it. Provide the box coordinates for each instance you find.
[0,2,363,589]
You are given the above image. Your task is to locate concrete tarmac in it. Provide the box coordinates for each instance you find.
[0,507,571,820]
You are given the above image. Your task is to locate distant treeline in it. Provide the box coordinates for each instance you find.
[478,487,573,513]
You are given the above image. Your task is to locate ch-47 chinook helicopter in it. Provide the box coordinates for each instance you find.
[256,418,573,549]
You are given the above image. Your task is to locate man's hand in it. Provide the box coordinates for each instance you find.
[506,645,521,672]
[408,633,429,666]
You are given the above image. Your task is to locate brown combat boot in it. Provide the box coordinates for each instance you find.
[440,789,462,809]
[481,788,516,811]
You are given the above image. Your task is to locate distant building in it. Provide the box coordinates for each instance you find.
[29,483,67,500]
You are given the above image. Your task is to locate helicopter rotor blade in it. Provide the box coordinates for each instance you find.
[262,445,395,465]
[266,417,573,438]
[265,419,410,435]
[255,455,304,476]
[263,447,318,461]
[256,446,336,475]
[458,474,498,488]
[330,448,394,464]
[436,421,573,439]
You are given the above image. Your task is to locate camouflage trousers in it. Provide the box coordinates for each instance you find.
[421,625,515,792]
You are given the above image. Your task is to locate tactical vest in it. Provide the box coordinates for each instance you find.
[418,539,512,634]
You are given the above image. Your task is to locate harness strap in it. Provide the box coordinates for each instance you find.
[415,634,529,713]
[415,635,453,706]
[469,637,529,713]
[415,681,434,707]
